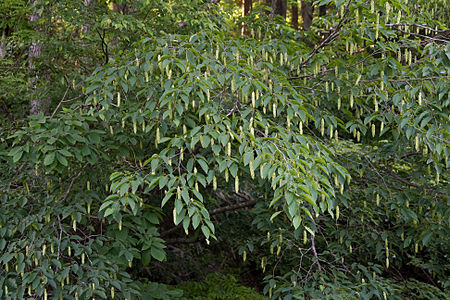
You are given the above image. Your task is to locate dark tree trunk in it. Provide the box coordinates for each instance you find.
[292,1,299,30]
[113,3,128,13]
[301,1,314,30]
[271,0,287,18]
[241,0,252,35]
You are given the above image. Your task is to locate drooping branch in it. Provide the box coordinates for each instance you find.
[210,199,257,215]
[161,193,257,238]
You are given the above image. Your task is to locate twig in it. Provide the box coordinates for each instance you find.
[210,199,257,215]
[380,167,420,188]
[97,29,109,65]
[310,231,322,271]
[300,1,351,68]
[62,163,88,202]
[50,85,70,119]
[57,215,63,261]
[161,195,257,237]
[360,76,448,83]
[385,23,447,34]
[11,162,27,182]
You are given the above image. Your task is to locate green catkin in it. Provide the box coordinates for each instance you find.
[320,118,325,136]
[385,2,391,23]
[355,74,361,85]
[374,94,378,111]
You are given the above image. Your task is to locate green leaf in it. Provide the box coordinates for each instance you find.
[12,151,23,163]
[201,225,210,239]
[58,149,72,157]
[99,200,115,211]
[161,192,173,208]
[198,159,209,174]
[192,214,200,229]
[422,232,433,246]
[292,215,301,229]
[243,151,254,166]
[57,153,68,166]
[103,207,115,218]
[151,248,166,262]
[44,152,55,166]
[142,249,151,266]
[268,212,281,224]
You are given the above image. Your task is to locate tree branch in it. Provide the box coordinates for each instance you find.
[62,163,88,202]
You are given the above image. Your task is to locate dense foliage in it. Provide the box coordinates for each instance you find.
[1,0,449,299]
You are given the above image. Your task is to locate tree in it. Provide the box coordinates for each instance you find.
[291,0,299,30]
[241,0,252,35]
[1,0,449,299]
[301,1,313,30]
[270,0,287,18]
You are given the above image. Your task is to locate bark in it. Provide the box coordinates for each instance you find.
[29,1,44,115]
[113,3,128,14]
[0,28,6,58]
[292,1,299,30]
[271,0,287,18]
[301,1,314,30]
[241,0,252,35]
[82,0,91,34]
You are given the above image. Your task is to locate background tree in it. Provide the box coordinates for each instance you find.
[241,0,253,35]
[291,0,299,30]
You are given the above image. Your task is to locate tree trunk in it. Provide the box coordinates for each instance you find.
[271,0,287,19]
[113,3,128,14]
[0,28,6,59]
[292,1,299,30]
[29,1,44,115]
[82,0,91,34]
[301,1,314,30]
[241,0,252,35]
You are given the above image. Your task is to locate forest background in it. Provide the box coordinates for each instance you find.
[0,0,449,299]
